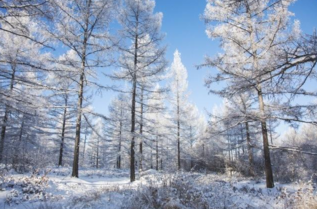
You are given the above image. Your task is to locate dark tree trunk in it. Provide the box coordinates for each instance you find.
[177,91,181,170]
[156,136,159,170]
[241,96,254,176]
[72,71,84,177]
[139,87,144,171]
[0,110,9,163]
[71,2,90,177]
[0,65,16,162]
[190,126,193,170]
[96,138,99,169]
[117,121,122,169]
[130,32,138,182]
[150,139,153,169]
[19,115,24,142]
[58,97,68,166]
[257,86,274,188]
[245,121,254,176]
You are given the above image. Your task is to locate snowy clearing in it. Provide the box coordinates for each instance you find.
[0,168,316,209]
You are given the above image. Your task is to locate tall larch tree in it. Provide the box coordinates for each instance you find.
[113,0,166,182]
[202,0,317,188]
[170,50,189,171]
[46,0,117,177]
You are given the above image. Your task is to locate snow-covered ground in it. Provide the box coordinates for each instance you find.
[0,168,316,209]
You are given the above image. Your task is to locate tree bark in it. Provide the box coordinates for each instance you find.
[240,96,254,176]
[96,138,99,168]
[190,126,193,170]
[117,121,122,169]
[71,0,90,177]
[139,86,144,171]
[19,115,24,142]
[72,71,84,177]
[245,121,254,176]
[177,90,181,170]
[257,85,274,188]
[156,135,159,170]
[130,25,138,182]
[0,64,16,162]
[58,96,68,166]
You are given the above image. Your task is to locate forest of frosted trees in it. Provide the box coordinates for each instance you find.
[1,1,317,207]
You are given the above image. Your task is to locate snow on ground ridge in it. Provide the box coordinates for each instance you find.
[0,168,316,209]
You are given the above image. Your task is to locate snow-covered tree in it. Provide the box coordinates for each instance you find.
[0,0,51,47]
[182,103,206,170]
[0,14,50,166]
[87,118,105,168]
[107,94,131,169]
[112,0,167,182]
[46,51,79,167]
[46,0,117,177]
[202,0,317,188]
[143,84,168,171]
[169,50,189,170]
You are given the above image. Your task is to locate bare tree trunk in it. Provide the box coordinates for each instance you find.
[139,86,144,171]
[160,134,164,170]
[0,110,9,163]
[177,91,181,170]
[156,136,159,170]
[71,1,90,177]
[19,115,24,142]
[0,65,16,162]
[150,139,153,169]
[240,124,245,154]
[190,126,193,170]
[130,43,138,182]
[245,121,254,176]
[58,96,68,166]
[240,96,254,176]
[227,132,231,162]
[13,115,25,171]
[72,71,84,177]
[96,138,99,169]
[269,121,274,145]
[130,77,136,181]
[257,85,274,188]
[117,121,122,169]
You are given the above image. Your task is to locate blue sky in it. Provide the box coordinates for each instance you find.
[93,0,317,119]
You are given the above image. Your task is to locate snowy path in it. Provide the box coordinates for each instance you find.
[50,176,130,186]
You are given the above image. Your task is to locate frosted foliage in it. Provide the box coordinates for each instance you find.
[51,0,114,61]
[0,15,46,62]
[116,34,163,84]
[204,0,299,82]
[170,50,188,96]
[91,118,104,139]
[147,84,166,134]
[123,0,162,29]
[292,20,301,39]
[126,0,155,13]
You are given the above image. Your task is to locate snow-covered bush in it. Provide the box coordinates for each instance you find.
[0,166,7,191]
[277,181,317,209]
[3,169,51,206]
[124,173,228,208]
